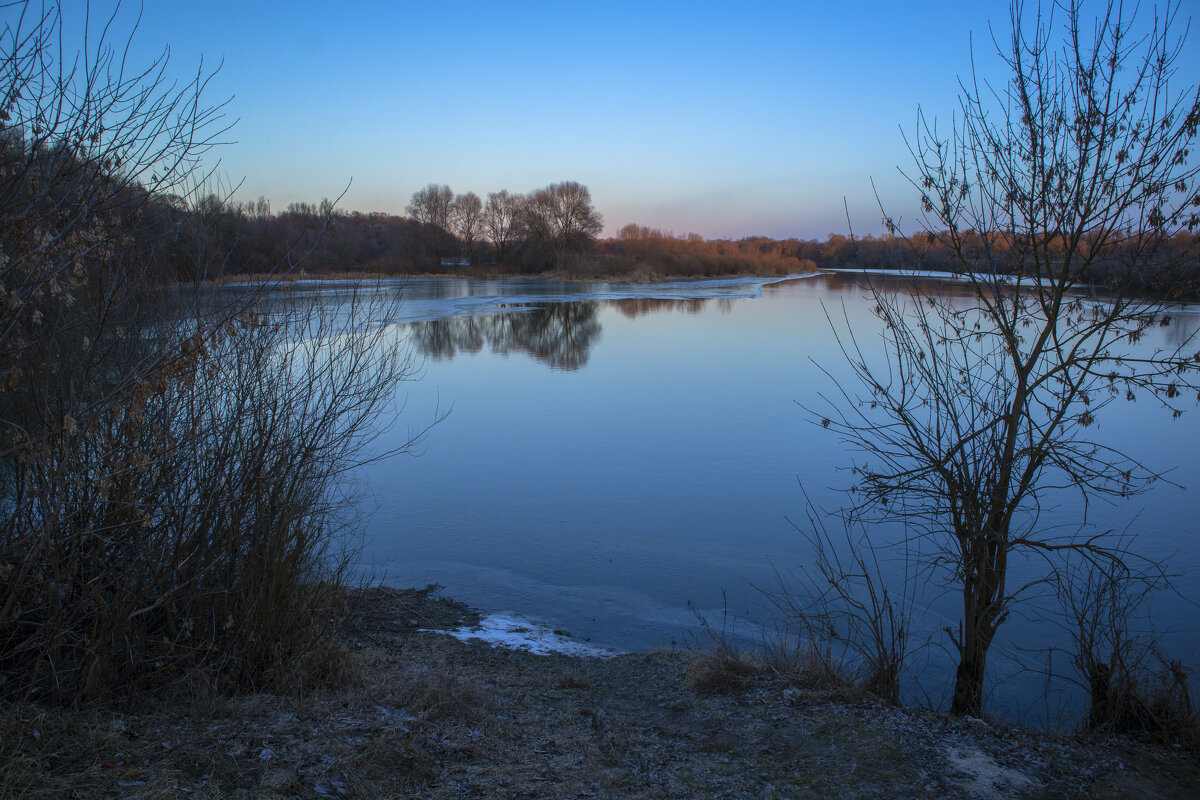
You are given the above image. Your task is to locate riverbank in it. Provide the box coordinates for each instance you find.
[4,587,1196,799]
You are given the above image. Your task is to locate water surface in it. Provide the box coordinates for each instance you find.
[348,273,1198,717]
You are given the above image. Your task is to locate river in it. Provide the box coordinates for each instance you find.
[310,272,1199,722]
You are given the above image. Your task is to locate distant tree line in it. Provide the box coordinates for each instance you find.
[605,224,1200,290]
[601,224,818,278]
[163,184,1199,290]
[185,181,606,278]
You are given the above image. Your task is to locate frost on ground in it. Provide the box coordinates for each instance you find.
[944,746,1038,799]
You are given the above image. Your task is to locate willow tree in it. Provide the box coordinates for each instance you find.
[819,0,1200,717]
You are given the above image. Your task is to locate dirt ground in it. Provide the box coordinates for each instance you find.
[3,586,1197,799]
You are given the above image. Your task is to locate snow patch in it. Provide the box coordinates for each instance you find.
[438,613,620,658]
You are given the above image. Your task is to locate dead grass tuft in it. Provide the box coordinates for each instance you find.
[400,670,495,721]
[556,671,593,689]
[687,649,764,694]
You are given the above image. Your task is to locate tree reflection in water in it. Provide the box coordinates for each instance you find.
[612,297,706,317]
[408,301,601,370]
[408,296,737,369]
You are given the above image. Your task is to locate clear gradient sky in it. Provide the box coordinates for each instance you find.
[41,1,1200,239]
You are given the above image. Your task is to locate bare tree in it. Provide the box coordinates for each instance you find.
[406,183,454,231]
[522,181,603,270]
[406,183,455,263]
[815,0,1200,717]
[450,190,483,265]
[483,189,523,264]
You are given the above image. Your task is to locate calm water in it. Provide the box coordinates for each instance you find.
[342,273,1198,718]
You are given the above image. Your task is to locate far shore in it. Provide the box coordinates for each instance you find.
[194,266,1198,304]
[198,266,822,287]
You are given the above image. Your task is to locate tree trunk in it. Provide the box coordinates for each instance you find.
[951,646,989,716]
[950,530,1005,717]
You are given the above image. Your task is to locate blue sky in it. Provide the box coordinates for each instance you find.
[40,1,1200,239]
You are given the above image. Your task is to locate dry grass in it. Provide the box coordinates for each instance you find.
[555,671,593,690]
[686,648,765,694]
[399,670,495,722]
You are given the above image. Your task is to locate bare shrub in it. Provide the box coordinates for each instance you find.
[757,617,862,699]
[764,498,917,704]
[1055,560,1198,747]
[689,584,874,697]
[0,286,428,702]
[0,4,432,703]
